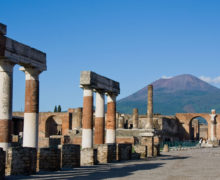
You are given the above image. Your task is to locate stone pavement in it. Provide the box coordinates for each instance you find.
[6,147,220,180]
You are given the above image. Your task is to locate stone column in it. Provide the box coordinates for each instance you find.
[94,91,105,145]
[72,107,82,129]
[81,88,93,149]
[106,94,116,144]
[146,85,153,129]
[118,116,124,129]
[0,60,14,151]
[132,108,139,129]
[21,67,41,148]
[210,109,217,141]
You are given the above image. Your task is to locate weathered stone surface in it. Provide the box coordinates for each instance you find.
[5,147,37,176]
[117,144,132,161]
[163,144,169,152]
[61,144,80,168]
[0,148,5,179]
[80,148,97,166]
[37,148,61,171]
[97,144,116,163]
[141,136,154,157]
[80,71,120,94]
[133,145,147,159]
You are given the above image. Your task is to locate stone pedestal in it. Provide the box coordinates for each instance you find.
[5,147,37,176]
[117,144,132,161]
[61,144,80,168]
[37,148,61,172]
[140,131,154,158]
[133,145,147,159]
[80,148,97,166]
[0,148,5,179]
[97,144,116,163]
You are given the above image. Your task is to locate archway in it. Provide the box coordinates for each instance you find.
[45,116,62,137]
[189,117,208,141]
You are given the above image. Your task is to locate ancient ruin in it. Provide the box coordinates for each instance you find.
[0,22,220,179]
[0,23,46,151]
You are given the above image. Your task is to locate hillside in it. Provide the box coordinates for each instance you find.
[117,74,220,115]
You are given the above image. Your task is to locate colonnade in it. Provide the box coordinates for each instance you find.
[0,61,43,150]
[81,87,118,149]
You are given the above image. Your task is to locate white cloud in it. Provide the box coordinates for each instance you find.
[161,75,173,79]
[200,76,220,84]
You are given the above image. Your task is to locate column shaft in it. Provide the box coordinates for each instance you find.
[0,61,14,151]
[106,94,116,144]
[133,108,139,129]
[82,88,93,149]
[146,85,153,129]
[94,92,105,145]
[22,68,40,148]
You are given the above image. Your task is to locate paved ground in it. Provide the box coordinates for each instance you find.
[7,147,220,180]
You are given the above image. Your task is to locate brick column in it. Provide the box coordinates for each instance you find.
[82,88,93,149]
[21,67,41,148]
[106,94,116,144]
[0,60,14,151]
[146,85,153,129]
[210,109,217,141]
[133,108,139,129]
[94,91,105,145]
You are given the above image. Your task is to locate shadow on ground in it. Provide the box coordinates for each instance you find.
[6,154,190,180]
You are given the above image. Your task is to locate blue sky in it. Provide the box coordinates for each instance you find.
[1,0,220,112]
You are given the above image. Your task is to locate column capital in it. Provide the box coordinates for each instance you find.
[19,67,42,80]
[0,59,14,72]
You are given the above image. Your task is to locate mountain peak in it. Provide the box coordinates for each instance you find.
[152,74,218,92]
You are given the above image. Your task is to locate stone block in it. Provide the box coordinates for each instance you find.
[133,145,147,159]
[37,148,61,171]
[0,148,5,179]
[5,147,37,176]
[141,136,154,157]
[163,144,169,152]
[81,148,97,166]
[117,144,132,161]
[0,23,6,35]
[61,144,80,168]
[97,144,116,163]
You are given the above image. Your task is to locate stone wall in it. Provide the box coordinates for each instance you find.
[97,144,116,163]
[61,144,80,168]
[37,148,61,171]
[133,145,147,159]
[117,144,132,161]
[6,147,37,176]
[0,148,5,179]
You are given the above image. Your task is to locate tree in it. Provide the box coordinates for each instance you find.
[58,105,62,112]
[54,105,57,112]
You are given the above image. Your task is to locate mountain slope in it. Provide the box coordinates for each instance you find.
[117,74,220,115]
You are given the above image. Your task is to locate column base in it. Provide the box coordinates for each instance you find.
[80,148,97,166]
[97,144,116,163]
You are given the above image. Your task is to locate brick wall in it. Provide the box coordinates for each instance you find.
[5,147,37,176]
[37,148,61,171]
[61,144,80,168]
[0,148,5,179]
